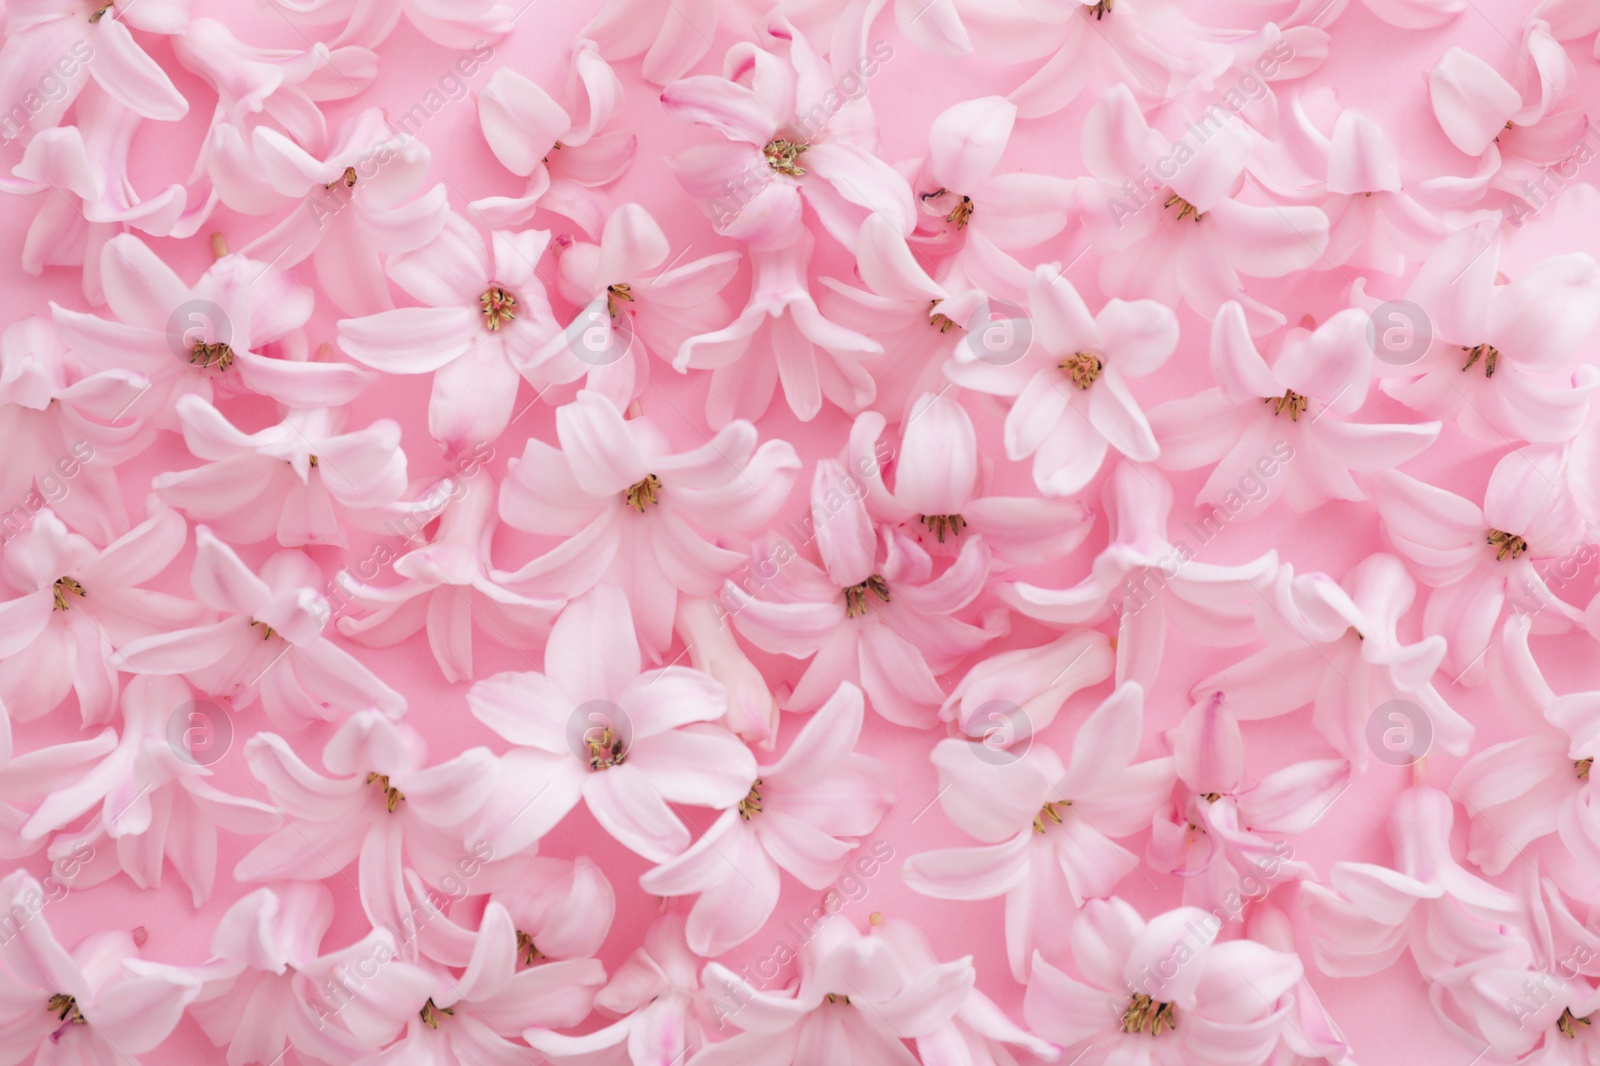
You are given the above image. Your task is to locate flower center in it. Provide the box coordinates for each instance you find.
[1460,343,1499,377]
[1033,800,1070,834]
[480,287,518,331]
[930,301,956,333]
[1059,352,1103,390]
[48,994,86,1025]
[1089,0,1114,17]
[189,340,235,370]
[516,931,544,966]
[1264,390,1308,420]
[1560,1007,1593,1039]
[1577,758,1593,781]
[52,576,86,611]
[739,778,764,820]
[918,514,967,542]
[324,166,358,190]
[1487,529,1527,561]
[88,4,112,22]
[1121,993,1177,1036]
[366,772,404,812]
[843,575,890,617]
[585,726,627,770]
[763,138,808,177]
[250,620,276,640]
[1164,194,1201,221]
[419,999,454,1029]
[947,194,974,229]
[624,475,661,512]
[824,993,852,1005]
[607,283,635,318]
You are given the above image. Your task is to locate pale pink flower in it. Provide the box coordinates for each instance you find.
[999,462,1279,692]
[1147,694,1346,912]
[940,629,1114,741]
[662,22,914,251]
[119,526,406,727]
[848,389,1095,567]
[0,869,200,1065]
[1191,554,1473,768]
[1302,785,1524,980]
[1536,0,1600,58]
[335,472,561,683]
[1,675,280,905]
[1296,0,1463,28]
[1247,905,1357,1066]
[1149,303,1440,521]
[1374,219,1600,444]
[1367,448,1585,686]
[154,396,408,547]
[217,108,450,316]
[261,0,514,52]
[1077,84,1330,333]
[475,43,637,232]
[0,503,202,723]
[51,234,371,427]
[466,585,758,862]
[676,230,881,426]
[494,390,799,656]
[235,711,501,935]
[676,596,780,747]
[338,211,559,452]
[0,0,188,139]
[901,682,1175,981]
[293,925,437,1056]
[946,264,1177,497]
[725,458,997,726]
[584,0,720,84]
[692,914,975,1066]
[640,682,894,954]
[522,203,740,410]
[1024,898,1304,1066]
[485,855,615,963]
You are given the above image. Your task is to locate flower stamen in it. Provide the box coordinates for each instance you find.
[919,514,967,542]
[1163,194,1201,221]
[1089,0,1114,17]
[930,301,956,333]
[763,138,808,177]
[1460,343,1499,377]
[48,994,86,1025]
[1121,993,1177,1035]
[825,993,852,1005]
[1559,1007,1592,1038]
[843,575,890,617]
[607,283,635,318]
[366,772,404,812]
[324,166,357,190]
[585,726,627,770]
[52,577,86,611]
[516,931,544,966]
[479,287,517,331]
[739,779,764,820]
[1264,390,1308,420]
[1577,758,1593,781]
[189,340,235,371]
[1033,800,1070,834]
[946,195,974,229]
[419,999,453,1029]
[625,474,661,512]
[250,620,276,640]
[1487,529,1528,561]
[88,5,112,22]
[1060,352,1103,390]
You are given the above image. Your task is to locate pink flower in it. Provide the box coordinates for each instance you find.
[494,390,799,656]
[676,230,881,426]
[1367,447,1585,685]
[51,235,367,427]
[154,396,408,547]
[676,596,780,747]
[1149,303,1440,521]
[466,585,758,862]
[946,264,1177,497]
[692,914,975,1066]
[1077,84,1330,333]
[0,869,200,1064]
[999,462,1279,692]
[662,23,913,250]
[1537,0,1600,58]
[338,211,560,452]
[522,203,740,410]
[725,458,997,726]
[1023,897,1304,1066]
[1247,905,1357,1066]
[486,855,615,963]
[335,472,561,683]
[0,503,202,723]
[901,682,1175,980]
[262,0,515,51]
[639,682,894,954]
[475,44,637,231]
[1147,694,1346,911]
[235,711,502,934]
[941,629,1114,741]
[848,389,1096,567]
[119,526,406,728]
[0,0,188,138]
[1,675,280,905]
[584,0,721,84]
[1373,220,1600,444]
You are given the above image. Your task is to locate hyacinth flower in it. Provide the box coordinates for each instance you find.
[475,43,637,231]
[945,263,1177,498]
[725,457,997,727]
[479,855,615,965]
[153,395,409,547]
[1248,904,1358,1066]
[118,526,406,728]
[901,682,1175,981]
[1191,554,1474,769]
[999,462,1279,692]
[262,0,516,48]
[338,211,561,452]
[677,596,781,746]
[639,682,894,955]
[1372,218,1600,445]
[846,390,1096,567]
[1148,303,1441,522]
[940,629,1114,742]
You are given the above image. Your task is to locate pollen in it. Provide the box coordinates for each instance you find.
[1577,758,1592,781]
[843,575,890,617]
[739,779,764,820]
[1121,993,1177,1036]
[366,772,405,812]
[1264,390,1308,420]
[516,931,544,966]
[479,287,518,331]
[324,166,357,190]
[763,138,808,177]
[48,994,86,1025]
[624,474,661,512]
[607,282,635,318]
[1559,1007,1592,1039]
[419,999,453,1029]
[189,340,235,371]
[1164,194,1202,221]
[1033,800,1070,834]
[930,301,956,333]
[1060,352,1103,390]
[585,726,627,770]
[919,514,967,542]
[1460,343,1499,377]
[1486,529,1528,561]
[1090,0,1114,17]
[250,620,276,640]
[946,195,974,230]
[52,576,86,611]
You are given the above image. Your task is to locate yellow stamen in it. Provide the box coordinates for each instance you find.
[918,514,967,543]
[1121,993,1177,1035]
[585,726,627,770]
[48,994,86,1024]
[419,999,453,1029]
[1264,390,1308,420]
[52,577,86,611]
[88,5,111,22]
[607,282,635,318]
[739,779,764,820]
[763,139,808,177]
[1560,1007,1592,1038]
[516,931,544,966]
[1460,343,1499,377]
[930,301,956,333]
[479,287,517,331]
[189,341,234,371]
[1487,529,1528,561]
[825,993,851,1005]
[1089,0,1114,16]
[1059,352,1103,390]
[946,195,974,230]
[1577,758,1593,781]
[324,166,357,190]
[624,474,661,512]
[1164,194,1201,221]
[250,620,276,640]
[1033,800,1070,834]
[843,575,890,617]
[366,772,404,812]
